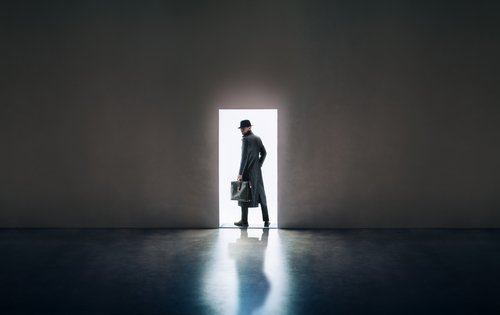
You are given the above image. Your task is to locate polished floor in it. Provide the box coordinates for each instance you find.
[1,229,500,314]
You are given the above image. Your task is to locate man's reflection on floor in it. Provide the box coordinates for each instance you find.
[229,228,270,315]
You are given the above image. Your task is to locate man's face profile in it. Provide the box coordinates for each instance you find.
[240,127,251,135]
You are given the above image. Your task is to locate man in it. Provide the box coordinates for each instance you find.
[234,119,270,227]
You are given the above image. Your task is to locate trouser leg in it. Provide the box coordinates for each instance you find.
[261,205,269,222]
[241,206,248,222]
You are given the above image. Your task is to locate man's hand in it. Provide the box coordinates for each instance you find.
[237,175,243,181]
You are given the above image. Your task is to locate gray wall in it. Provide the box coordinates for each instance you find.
[1,0,499,228]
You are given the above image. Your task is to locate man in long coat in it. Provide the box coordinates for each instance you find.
[234,120,270,227]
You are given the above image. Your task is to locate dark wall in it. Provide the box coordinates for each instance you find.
[1,0,499,227]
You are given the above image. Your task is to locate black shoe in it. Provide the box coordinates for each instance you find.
[234,220,249,227]
[264,221,270,227]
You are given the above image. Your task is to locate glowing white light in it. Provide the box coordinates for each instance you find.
[201,229,289,314]
[219,109,278,227]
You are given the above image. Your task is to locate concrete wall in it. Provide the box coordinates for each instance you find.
[1,0,499,228]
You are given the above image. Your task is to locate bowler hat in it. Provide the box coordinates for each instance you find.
[238,119,253,129]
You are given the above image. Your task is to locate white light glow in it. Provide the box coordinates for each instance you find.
[202,229,289,314]
[219,109,278,227]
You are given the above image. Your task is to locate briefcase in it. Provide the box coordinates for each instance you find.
[231,181,252,202]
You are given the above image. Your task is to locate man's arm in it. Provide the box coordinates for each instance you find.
[259,140,267,166]
[238,137,249,179]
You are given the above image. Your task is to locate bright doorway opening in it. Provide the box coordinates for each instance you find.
[219,109,278,228]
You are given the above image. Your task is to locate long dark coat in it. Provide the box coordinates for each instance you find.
[238,131,268,208]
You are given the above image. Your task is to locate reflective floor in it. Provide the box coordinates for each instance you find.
[1,229,500,314]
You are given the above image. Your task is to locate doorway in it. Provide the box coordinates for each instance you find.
[219,109,278,228]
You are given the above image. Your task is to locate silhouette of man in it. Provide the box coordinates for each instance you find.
[234,120,270,227]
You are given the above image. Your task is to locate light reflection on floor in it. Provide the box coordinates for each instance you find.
[2,229,500,313]
[203,228,288,315]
